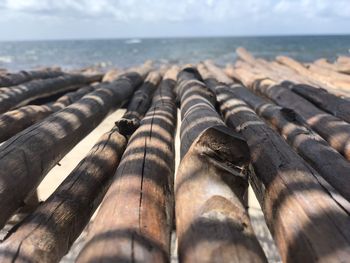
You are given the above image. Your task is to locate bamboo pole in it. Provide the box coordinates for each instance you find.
[0,63,151,228]
[175,67,267,263]
[0,68,63,87]
[77,67,177,263]
[0,85,95,143]
[209,77,350,263]
[0,73,102,114]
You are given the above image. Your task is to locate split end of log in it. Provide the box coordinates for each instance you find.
[115,118,140,136]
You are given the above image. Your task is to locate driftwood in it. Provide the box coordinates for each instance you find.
[0,68,63,87]
[0,67,159,263]
[290,83,350,123]
[209,79,350,263]
[0,85,95,143]
[233,62,350,160]
[314,58,350,74]
[77,67,177,263]
[0,64,151,228]
[235,48,349,97]
[276,55,350,91]
[0,128,127,263]
[116,70,162,135]
[199,63,350,202]
[175,67,267,263]
[0,73,102,114]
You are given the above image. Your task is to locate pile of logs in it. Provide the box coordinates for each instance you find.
[0,51,350,263]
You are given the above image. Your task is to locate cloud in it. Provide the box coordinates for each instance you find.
[0,0,348,40]
[1,0,347,22]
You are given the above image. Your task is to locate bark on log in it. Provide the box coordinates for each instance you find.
[0,128,127,263]
[76,67,178,263]
[210,79,350,263]
[0,64,151,228]
[199,63,350,202]
[0,85,95,143]
[291,83,350,123]
[175,67,267,263]
[0,68,63,87]
[0,73,102,114]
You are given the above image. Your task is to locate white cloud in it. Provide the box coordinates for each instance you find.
[0,0,348,40]
[2,0,348,22]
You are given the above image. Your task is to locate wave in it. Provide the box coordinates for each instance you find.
[125,39,142,44]
[0,56,12,63]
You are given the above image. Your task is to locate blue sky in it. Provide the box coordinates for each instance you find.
[0,0,349,40]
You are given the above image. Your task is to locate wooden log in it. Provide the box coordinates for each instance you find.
[276,55,350,91]
[116,70,162,135]
[0,86,95,143]
[0,66,159,263]
[102,69,123,82]
[308,64,350,85]
[175,67,267,263]
[209,79,350,263]
[290,83,350,123]
[0,64,151,228]
[337,56,350,65]
[0,73,102,114]
[234,67,350,160]
[314,58,350,74]
[199,63,350,202]
[0,127,127,263]
[0,68,63,87]
[240,86,350,204]
[76,67,178,263]
[260,82,350,159]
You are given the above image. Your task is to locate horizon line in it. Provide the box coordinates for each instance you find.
[1,32,350,43]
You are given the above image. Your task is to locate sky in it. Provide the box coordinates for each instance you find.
[0,0,349,41]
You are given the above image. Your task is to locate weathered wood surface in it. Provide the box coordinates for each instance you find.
[233,63,350,161]
[0,127,127,263]
[0,68,63,87]
[77,67,178,263]
[0,73,102,114]
[290,83,350,123]
[200,63,350,202]
[237,85,350,203]
[0,64,151,228]
[210,79,350,263]
[175,67,267,263]
[116,70,162,135]
[276,55,350,91]
[314,58,350,74]
[0,66,160,263]
[235,48,350,97]
[0,85,95,143]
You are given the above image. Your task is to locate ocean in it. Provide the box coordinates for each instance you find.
[0,35,349,71]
